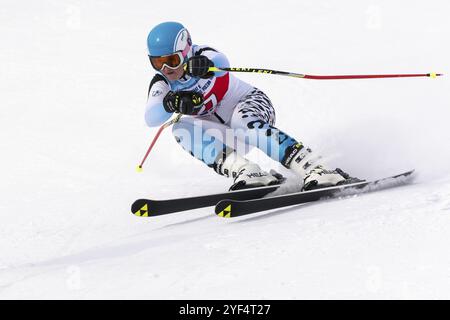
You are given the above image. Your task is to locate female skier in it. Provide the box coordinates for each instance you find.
[145,21,357,191]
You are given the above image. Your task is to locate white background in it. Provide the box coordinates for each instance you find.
[1,0,449,298]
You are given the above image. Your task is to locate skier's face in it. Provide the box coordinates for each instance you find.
[161,64,185,81]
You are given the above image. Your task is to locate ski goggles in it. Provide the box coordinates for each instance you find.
[149,42,191,71]
[149,51,185,70]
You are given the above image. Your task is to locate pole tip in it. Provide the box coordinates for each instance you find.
[429,72,444,78]
[136,165,143,173]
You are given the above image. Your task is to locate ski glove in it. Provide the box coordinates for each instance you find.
[185,55,215,78]
[163,90,204,115]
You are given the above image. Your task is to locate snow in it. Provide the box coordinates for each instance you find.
[1,0,449,299]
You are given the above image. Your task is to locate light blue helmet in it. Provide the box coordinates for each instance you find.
[147,22,192,57]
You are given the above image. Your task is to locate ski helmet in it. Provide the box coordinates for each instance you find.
[147,22,192,58]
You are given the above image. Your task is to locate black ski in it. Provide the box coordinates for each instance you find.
[131,184,282,217]
[215,170,415,218]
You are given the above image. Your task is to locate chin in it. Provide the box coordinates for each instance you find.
[166,75,178,81]
[168,74,182,81]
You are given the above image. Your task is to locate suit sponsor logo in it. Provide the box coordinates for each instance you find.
[151,89,163,97]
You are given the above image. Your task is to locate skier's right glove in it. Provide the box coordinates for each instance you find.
[163,90,204,115]
[185,56,215,78]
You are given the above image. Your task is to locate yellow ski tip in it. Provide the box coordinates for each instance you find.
[134,204,149,217]
[136,165,143,173]
[217,204,232,218]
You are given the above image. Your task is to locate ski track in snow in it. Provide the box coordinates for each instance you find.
[1,0,450,299]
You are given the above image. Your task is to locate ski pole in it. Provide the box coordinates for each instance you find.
[208,67,443,80]
[136,113,182,172]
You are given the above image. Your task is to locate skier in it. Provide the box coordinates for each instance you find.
[145,21,358,191]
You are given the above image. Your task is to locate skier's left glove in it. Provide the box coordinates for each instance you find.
[185,56,215,78]
[163,90,204,115]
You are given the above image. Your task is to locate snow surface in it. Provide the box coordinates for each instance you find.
[1,0,449,299]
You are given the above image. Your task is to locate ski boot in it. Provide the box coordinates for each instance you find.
[302,165,363,191]
[215,152,285,191]
[282,143,363,191]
